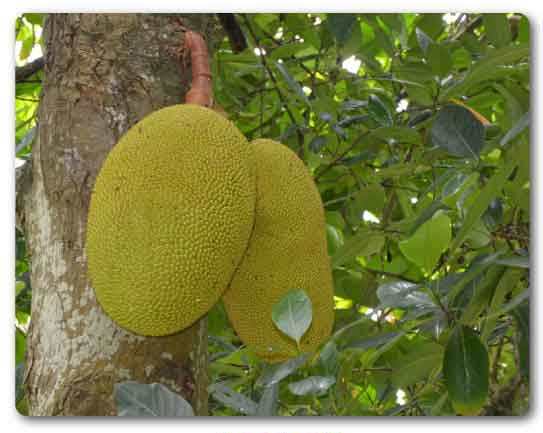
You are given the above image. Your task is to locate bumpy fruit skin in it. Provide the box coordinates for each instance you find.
[222,139,334,363]
[86,104,255,336]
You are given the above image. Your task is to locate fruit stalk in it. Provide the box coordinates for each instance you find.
[184,31,213,107]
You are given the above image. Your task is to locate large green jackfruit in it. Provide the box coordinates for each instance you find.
[222,139,335,363]
[86,105,255,336]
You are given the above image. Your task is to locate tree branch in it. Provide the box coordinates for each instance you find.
[216,14,247,53]
[16,57,44,83]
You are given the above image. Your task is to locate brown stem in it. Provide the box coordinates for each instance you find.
[184,31,213,107]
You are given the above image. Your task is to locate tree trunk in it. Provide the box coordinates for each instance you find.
[22,13,220,416]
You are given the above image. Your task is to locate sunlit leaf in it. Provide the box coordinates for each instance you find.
[288,376,335,396]
[399,211,451,273]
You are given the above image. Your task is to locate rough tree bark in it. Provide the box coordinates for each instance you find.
[21,13,221,416]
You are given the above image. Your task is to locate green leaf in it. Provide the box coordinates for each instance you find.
[399,211,451,273]
[16,362,25,403]
[407,200,450,236]
[347,184,385,222]
[348,331,404,351]
[332,230,385,268]
[326,14,358,45]
[430,104,485,158]
[427,43,452,77]
[483,14,511,48]
[326,224,344,255]
[288,376,335,396]
[319,340,339,375]
[256,382,279,416]
[256,353,308,387]
[461,266,504,325]
[24,13,44,26]
[494,255,529,269]
[512,302,529,378]
[390,342,444,388]
[208,383,258,415]
[19,38,34,61]
[377,280,433,309]
[415,27,434,53]
[485,289,528,320]
[441,44,529,100]
[115,382,194,416]
[309,136,327,153]
[269,42,311,60]
[500,111,529,147]
[443,326,489,415]
[370,126,421,144]
[367,94,393,126]
[272,290,312,345]
[275,61,310,106]
[15,328,26,364]
[481,268,523,341]
[449,156,517,255]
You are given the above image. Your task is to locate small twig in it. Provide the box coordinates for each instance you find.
[15,57,44,83]
[364,267,420,284]
[314,131,369,181]
[216,14,248,53]
[242,14,303,148]
[16,97,40,103]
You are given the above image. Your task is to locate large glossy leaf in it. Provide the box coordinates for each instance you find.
[272,289,312,345]
[430,104,485,158]
[332,229,384,268]
[115,382,194,416]
[443,326,489,415]
[208,383,258,416]
[288,376,336,396]
[377,280,433,309]
[256,353,308,387]
[399,211,451,273]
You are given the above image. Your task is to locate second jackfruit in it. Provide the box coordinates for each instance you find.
[222,139,335,363]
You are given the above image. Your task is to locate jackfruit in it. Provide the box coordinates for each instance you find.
[86,104,256,336]
[222,139,334,363]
